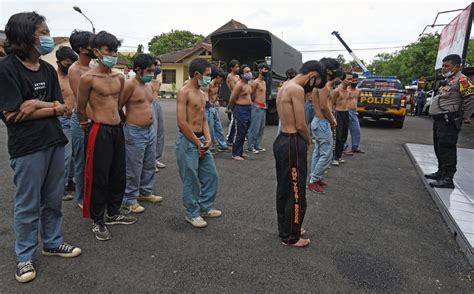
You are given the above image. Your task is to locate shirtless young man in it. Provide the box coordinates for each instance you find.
[228,64,253,161]
[247,63,269,154]
[207,68,229,152]
[122,54,163,214]
[332,72,352,163]
[77,31,136,241]
[345,73,364,154]
[274,60,325,248]
[55,46,78,201]
[225,59,240,145]
[68,30,95,208]
[176,58,221,228]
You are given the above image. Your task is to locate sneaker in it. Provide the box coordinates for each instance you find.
[15,260,36,283]
[317,179,329,187]
[185,216,207,228]
[105,214,137,225]
[138,194,163,203]
[124,203,145,214]
[308,182,326,193]
[338,158,346,163]
[247,148,259,154]
[209,148,218,155]
[155,167,160,173]
[201,209,222,218]
[42,243,82,257]
[63,194,74,201]
[218,146,230,152]
[255,147,266,152]
[331,160,340,166]
[92,222,111,241]
[155,161,166,168]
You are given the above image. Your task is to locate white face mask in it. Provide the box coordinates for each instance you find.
[442,71,454,78]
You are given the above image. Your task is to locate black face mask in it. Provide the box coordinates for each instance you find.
[86,49,96,59]
[303,76,316,93]
[58,63,70,74]
[351,82,358,88]
[261,71,268,78]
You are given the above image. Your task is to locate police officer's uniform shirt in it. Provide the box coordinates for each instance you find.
[429,71,474,118]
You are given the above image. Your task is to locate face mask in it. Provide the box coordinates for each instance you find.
[261,71,268,78]
[243,72,253,81]
[58,63,70,74]
[155,66,162,75]
[198,75,211,87]
[351,82,358,88]
[303,76,316,93]
[99,54,118,68]
[442,71,454,78]
[141,73,154,83]
[35,35,55,55]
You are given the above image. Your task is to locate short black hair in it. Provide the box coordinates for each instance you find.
[319,57,340,71]
[258,63,269,70]
[229,59,240,69]
[69,30,94,54]
[211,65,226,79]
[286,68,297,77]
[133,54,156,72]
[442,54,461,65]
[240,64,250,74]
[299,60,327,88]
[189,58,211,77]
[352,73,359,79]
[5,11,46,60]
[56,46,78,62]
[90,31,121,52]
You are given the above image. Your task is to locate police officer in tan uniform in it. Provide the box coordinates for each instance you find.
[425,54,474,188]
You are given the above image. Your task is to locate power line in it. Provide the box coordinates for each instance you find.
[300,46,404,53]
[294,40,416,46]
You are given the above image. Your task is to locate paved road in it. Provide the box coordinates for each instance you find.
[0,100,473,292]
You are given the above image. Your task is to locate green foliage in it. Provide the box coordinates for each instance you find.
[367,33,440,85]
[337,54,365,69]
[148,30,205,56]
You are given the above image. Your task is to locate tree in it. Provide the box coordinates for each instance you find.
[148,30,205,56]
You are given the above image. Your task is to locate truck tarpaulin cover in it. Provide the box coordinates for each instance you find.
[435,4,473,69]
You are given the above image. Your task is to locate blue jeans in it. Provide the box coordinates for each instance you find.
[152,99,165,161]
[304,100,314,127]
[175,133,218,218]
[70,112,85,204]
[59,116,72,193]
[231,105,252,157]
[247,104,266,150]
[11,145,65,262]
[309,117,333,183]
[347,109,361,151]
[123,123,156,206]
[206,106,228,149]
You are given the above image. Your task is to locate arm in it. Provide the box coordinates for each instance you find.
[77,75,93,128]
[202,109,211,148]
[176,89,201,147]
[68,67,81,100]
[332,89,339,107]
[316,87,337,128]
[5,100,66,123]
[228,83,242,109]
[250,81,258,102]
[291,87,310,145]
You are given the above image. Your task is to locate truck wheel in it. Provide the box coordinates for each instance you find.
[393,116,405,128]
[266,107,279,125]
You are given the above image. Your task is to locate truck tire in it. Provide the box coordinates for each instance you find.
[266,105,279,125]
[393,116,405,128]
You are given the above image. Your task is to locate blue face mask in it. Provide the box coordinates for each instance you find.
[198,75,211,87]
[100,54,118,68]
[243,72,253,81]
[35,35,55,55]
[155,66,162,75]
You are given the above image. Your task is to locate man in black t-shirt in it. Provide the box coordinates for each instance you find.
[0,12,81,283]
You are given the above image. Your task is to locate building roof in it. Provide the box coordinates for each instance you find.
[203,19,247,43]
[158,42,212,64]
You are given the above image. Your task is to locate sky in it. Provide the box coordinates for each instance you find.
[0,0,472,64]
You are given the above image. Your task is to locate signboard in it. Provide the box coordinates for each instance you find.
[435,4,473,69]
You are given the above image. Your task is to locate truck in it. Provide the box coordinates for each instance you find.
[210,28,302,125]
[357,76,408,128]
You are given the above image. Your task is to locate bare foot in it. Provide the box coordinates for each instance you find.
[232,156,245,161]
[300,228,307,236]
[242,154,250,159]
[281,238,311,248]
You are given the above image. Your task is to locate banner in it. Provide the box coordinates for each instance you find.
[435,4,473,69]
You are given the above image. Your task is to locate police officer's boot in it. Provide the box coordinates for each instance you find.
[429,178,455,189]
[424,171,442,180]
